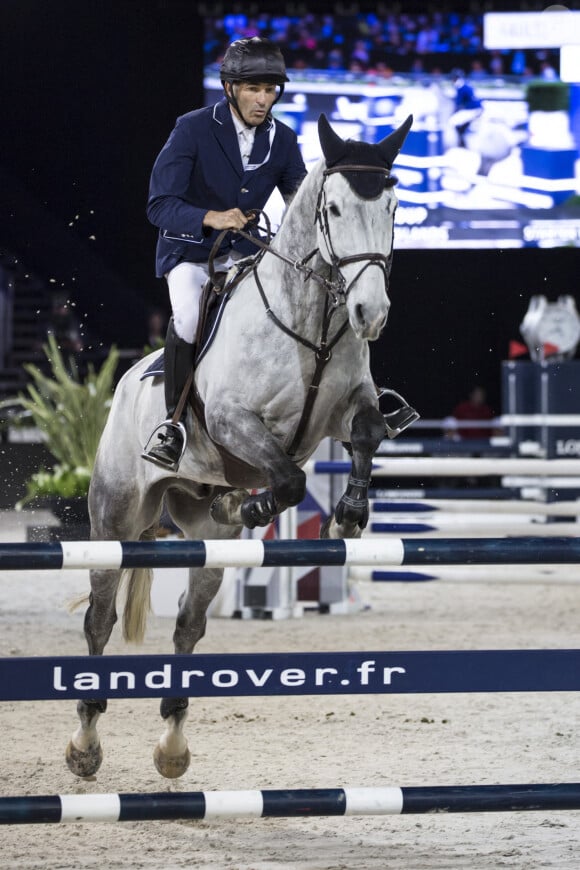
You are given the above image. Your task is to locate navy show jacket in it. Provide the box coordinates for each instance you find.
[147,99,308,278]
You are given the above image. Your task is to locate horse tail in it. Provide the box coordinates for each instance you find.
[67,567,153,644]
[67,592,89,613]
[121,524,156,643]
[121,566,153,644]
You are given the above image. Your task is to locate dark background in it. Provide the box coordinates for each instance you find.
[1,0,578,420]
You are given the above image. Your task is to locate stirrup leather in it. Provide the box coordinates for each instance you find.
[141,419,187,471]
[378,387,420,439]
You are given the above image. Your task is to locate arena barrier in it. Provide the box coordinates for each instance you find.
[305,458,580,477]
[369,487,545,500]
[365,521,580,537]
[2,783,580,824]
[398,414,580,430]
[369,499,580,516]
[363,498,580,536]
[349,566,580,584]
[1,537,580,570]
[358,493,580,538]
[1,649,579,701]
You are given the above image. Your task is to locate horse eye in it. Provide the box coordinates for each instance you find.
[328,203,341,217]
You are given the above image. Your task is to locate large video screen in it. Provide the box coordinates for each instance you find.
[203,9,580,250]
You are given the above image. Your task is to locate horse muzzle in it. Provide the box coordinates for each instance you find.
[350,301,389,341]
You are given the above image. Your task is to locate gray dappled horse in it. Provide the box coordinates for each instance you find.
[66,113,414,780]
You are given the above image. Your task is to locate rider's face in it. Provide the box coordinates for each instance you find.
[229,82,277,126]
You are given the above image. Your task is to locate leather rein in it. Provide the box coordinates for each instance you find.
[207,163,396,458]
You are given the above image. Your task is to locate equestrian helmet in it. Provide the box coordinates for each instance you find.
[220,37,289,85]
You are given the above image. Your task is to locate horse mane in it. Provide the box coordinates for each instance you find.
[269,159,324,243]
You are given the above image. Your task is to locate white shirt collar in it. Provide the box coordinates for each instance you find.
[230,108,276,171]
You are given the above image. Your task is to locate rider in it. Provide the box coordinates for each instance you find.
[449,68,482,148]
[143,37,307,470]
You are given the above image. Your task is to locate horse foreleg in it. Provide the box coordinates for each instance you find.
[323,404,385,539]
[65,568,120,778]
[207,407,307,528]
[211,486,288,529]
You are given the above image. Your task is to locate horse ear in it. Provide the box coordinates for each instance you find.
[377,114,413,168]
[318,113,347,165]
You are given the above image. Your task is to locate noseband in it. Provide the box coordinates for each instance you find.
[315,164,397,307]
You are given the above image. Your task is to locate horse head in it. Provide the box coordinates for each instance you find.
[316,113,412,340]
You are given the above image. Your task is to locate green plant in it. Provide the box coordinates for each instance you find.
[21,464,92,501]
[1,335,120,505]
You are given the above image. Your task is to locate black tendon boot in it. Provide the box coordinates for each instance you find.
[142,319,194,471]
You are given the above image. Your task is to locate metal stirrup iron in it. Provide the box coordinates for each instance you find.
[141,419,188,471]
[378,387,420,439]
[142,369,193,471]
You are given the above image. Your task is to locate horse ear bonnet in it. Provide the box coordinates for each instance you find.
[318,113,413,198]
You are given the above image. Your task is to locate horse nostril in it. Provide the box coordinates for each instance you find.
[355,303,365,326]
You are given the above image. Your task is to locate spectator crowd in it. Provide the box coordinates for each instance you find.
[204,11,560,82]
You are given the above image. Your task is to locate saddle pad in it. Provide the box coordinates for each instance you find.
[140,291,231,381]
[141,351,165,380]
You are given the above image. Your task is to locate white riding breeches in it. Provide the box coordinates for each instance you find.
[167,252,244,344]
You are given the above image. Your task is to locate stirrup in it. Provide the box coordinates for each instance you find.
[141,420,187,471]
[378,388,420,439]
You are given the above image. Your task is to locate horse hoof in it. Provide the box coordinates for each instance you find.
[153,744,191,779]
[65,740,103,778]
[210,489,247,525]
[320,516,362,540]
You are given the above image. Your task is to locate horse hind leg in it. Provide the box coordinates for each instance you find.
[65,697,107,778]
[65,566,121,778]
[153,488,239,778]
[66,526,157,778]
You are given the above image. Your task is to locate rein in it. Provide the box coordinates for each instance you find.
[225,224,343,304]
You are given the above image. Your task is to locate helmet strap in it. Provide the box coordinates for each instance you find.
[223,82,251,127]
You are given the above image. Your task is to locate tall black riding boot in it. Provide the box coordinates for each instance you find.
[142,318,194,471]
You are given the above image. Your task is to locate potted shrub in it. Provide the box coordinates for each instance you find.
[3,335,119,528]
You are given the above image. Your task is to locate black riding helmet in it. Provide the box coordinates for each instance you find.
[220,37,289,123]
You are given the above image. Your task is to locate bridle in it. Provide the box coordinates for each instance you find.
[314,164,398,307]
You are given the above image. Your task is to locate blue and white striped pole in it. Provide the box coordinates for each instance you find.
[0,537,579,570]
[1,783,579,824]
